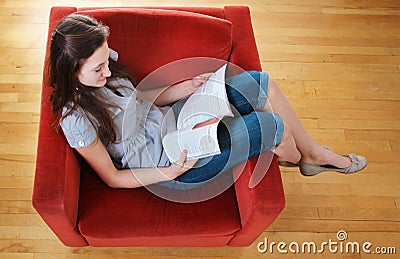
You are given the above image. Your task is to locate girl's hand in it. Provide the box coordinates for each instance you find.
[191,73,213,88]
[168,149,198,179]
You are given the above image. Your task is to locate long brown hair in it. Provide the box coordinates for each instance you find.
[49,14,135,146]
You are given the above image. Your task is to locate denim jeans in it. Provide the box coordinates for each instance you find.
[158,71,284,190]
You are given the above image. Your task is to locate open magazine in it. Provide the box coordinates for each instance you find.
[162,64,233,162]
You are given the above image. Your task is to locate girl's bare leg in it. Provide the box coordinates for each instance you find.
[265,77,351,168]
[273,122,301,164]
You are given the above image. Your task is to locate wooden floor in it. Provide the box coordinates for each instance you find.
[1,0,399,258]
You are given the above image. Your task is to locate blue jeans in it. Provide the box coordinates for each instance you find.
[159,71,284,190]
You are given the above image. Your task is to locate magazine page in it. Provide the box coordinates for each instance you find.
[162,123,220,162]
[177,64,233,130]
[162,64,233,162]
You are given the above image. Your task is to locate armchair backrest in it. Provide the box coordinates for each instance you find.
[76,8,233,83]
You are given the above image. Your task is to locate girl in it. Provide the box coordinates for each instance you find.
[49,14,367,189]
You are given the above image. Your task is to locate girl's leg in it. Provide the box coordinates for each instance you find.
[274,122,301,164]
[264,77,351,168]
[175,112,280,184]
[225,70,301,164]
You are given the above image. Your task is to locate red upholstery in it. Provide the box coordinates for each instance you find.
[78,165,241,247]
[32,6,285,247]
[77,8,232,83]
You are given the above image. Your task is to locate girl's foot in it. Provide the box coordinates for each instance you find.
[303,146,352,169]
[299,153,367,176]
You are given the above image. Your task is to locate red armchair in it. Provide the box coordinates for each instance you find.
[32,6,285,247]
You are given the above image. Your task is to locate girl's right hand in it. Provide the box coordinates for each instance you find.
[168,149,198,179]
[191,73,213,88]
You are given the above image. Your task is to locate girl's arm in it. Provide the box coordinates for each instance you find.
[75,137,197,188]
[137,73,213,106]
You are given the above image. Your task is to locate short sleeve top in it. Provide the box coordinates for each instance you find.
[60,50,177,169]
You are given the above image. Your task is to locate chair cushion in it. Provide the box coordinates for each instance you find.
[78,167,241,245]
[77,8,232,83]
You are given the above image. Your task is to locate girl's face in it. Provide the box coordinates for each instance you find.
[78,41,111,87]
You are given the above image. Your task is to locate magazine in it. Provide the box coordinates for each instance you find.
[162,64,233,162]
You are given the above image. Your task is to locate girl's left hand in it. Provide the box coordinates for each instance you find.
[168,149,199,179]
[191,73,213,88]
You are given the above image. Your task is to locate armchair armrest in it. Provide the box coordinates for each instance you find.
[32,100,88,246]
[223,6,285,246]
[32,6,87,247]
[229,153,285,246]
[224,6,262,71]
[32,82,87,246]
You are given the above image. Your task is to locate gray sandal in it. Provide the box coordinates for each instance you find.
[278,146,332,168]
[299,153,367,176]
[278,161,299,167]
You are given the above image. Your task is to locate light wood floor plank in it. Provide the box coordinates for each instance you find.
[0,200,36,214]
[0,112,39,123]
[272,218,400,232]
[0,84,41,93]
